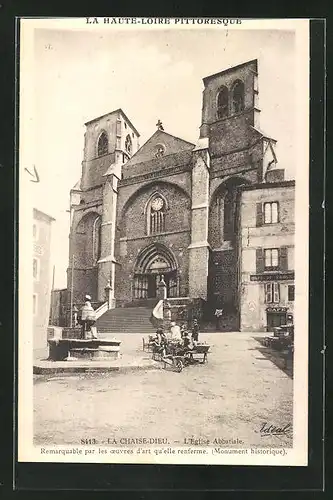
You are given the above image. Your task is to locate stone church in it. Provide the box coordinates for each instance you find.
[67,59,289,331]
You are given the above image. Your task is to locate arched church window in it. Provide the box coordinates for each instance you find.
[93,216,102,263]
[232,80,245,114]
[217,86,228,119]
[147,195,166,235]
[125,134,132,155]
[97,132,108,156]
[223,189,235,242]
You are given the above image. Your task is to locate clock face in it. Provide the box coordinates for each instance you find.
[151,197,164,211]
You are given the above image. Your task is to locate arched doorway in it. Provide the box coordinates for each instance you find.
[133,243,179,299]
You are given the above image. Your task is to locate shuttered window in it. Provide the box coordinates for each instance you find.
[256,203,263,227]
[279,246,288,270]
[265,283,280,303]
[264,248,279,269]
[257,247,288,272]
[288,285,295,301]
[264,202,279,224]
[33,258,39,280]
[256,248,265,273]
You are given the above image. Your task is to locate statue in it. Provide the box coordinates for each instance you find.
[157,274,167,299]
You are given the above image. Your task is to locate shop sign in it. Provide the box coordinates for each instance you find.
[266,306,288,313]
[250,272,294,282]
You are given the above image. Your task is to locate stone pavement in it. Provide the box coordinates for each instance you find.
[34,332,293,448]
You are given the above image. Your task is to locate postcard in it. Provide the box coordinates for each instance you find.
[18,17,309,467]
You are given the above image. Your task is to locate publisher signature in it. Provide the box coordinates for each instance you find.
[259,422,292,437]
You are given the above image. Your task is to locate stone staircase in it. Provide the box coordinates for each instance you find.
[95,306,156,334]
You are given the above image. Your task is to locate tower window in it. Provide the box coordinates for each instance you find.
[97,132,108,156]
[93,216,102,263]
[223,189,236,242]
[232,80,245,114]
[125,134,132,155]
[217,86,228,119]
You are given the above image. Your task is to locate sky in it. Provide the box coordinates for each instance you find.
[26,25,297,288]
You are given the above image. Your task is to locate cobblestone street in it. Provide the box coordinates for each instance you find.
[34,332,293,449]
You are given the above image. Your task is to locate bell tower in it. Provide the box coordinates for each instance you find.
[68,109,140,305]
[201,59,276,330]
[199,59,269,184]
[200,59,259,140]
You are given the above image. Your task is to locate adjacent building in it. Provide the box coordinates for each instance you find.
[33,208,55,350]
[49,288,68,327]
[238,180,295,331]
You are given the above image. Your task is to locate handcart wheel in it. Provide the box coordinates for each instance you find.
[174,358,183,373]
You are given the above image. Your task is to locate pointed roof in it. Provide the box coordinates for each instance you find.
[84,108,140,137]
[71,180,81,191]
[250,125,277,143]
[33,208,55,222]
[124,129,195,168]
[203,59,258,84]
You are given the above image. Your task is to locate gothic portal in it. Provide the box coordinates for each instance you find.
[133,243,179,299]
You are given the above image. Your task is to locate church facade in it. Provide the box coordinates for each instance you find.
[67,59,294,331]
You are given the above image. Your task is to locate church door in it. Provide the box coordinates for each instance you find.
[147,275,157,298]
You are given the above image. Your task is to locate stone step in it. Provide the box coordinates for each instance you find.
[95,306,155,334]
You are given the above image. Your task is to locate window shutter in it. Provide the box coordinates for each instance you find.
[256,203,263,227]
[265,283,272,303]
[256,248,264,273]
[279,247,288,270]
[273,283,280,303]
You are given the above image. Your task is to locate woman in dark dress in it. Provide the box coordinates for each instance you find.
[192,318,199,342]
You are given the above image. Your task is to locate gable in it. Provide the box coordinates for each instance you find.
[124,130,195,168]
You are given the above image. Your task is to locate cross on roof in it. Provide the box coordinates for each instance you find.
[156,119,164,131]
